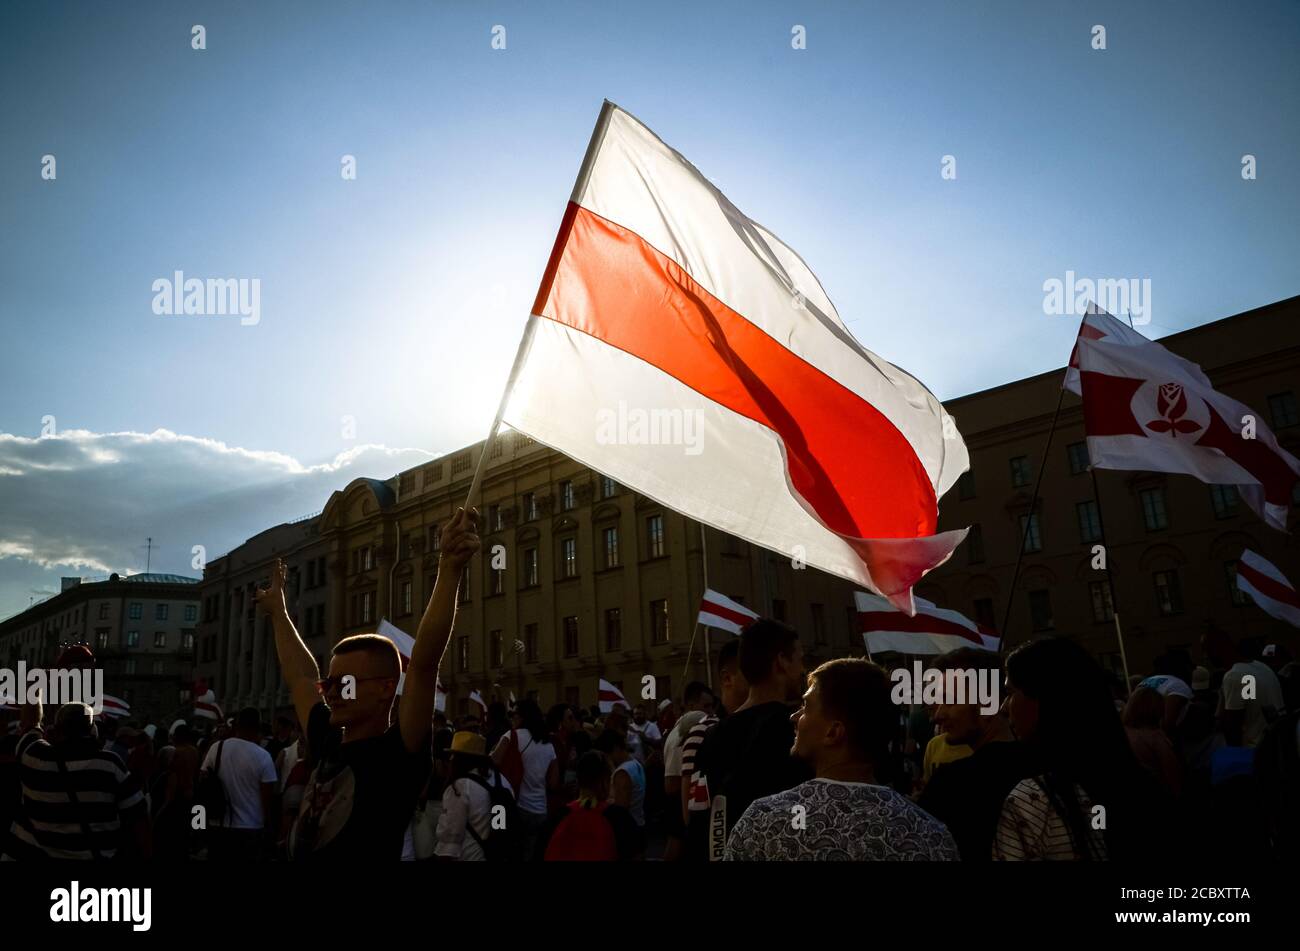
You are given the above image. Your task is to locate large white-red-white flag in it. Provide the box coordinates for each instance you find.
[697,589,759,635]
[194,688,222,721]
[500,102,969,613]
[98,694,130,719]
[598,678,630,714]
[856,591,999,655]
[1236,550,1300,628]
[1069,306,1300,531]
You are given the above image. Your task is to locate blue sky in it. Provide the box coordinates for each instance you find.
[1,0,1297,618]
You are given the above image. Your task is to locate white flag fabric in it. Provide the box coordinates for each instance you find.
[469,690,487,714]
[1237,549,1300,628]
[856,591,999,655]
[598,678,630,714]
[376,618,415,695]
[501,102,968,613]
[697,588,760,635]
[1072,306,1300,531]
[435,677,447,714]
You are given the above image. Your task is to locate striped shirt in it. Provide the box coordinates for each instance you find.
[993,776,1107,861]
[680,714,717,811]
[3,731,145,860]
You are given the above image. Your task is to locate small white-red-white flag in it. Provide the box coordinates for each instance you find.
[98,694,130,719]
[194,688,223,721]
[435,677,447,714]
[1070,306,1300,531]
[1236,550,1300,628]
[856,591,999,655]
[469,689,487,715]
[697,588,759,635]
[598,678,630,714]
[376,619,415,695]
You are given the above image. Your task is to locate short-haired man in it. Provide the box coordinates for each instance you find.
[917,648,1034,860]
[258,507,480,861]
[200,706,277,861]
[693,619,812,861]
[725,659,959,861]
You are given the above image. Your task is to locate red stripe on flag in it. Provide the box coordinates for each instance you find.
[1080,371,1146,436]
[534,202,938,541]
[1195,409,1300,510]
[700,601,755,628]
[1238,561,1300,611]
[858,610,985,645]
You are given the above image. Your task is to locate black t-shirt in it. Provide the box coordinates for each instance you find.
[917,739,1035,861]
[291,702,430,862]
[692,701,813,861]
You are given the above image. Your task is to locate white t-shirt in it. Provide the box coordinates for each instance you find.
[492,728,555,815]
[628,720,662,763]
[1221,661,1284,747]
[664,710,707,779]
[201,737,277,830]
[435,771,513,861]
[1139,675,1193,701]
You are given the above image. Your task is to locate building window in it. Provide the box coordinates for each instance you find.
[1010,456,1032,488]
[153,632,166,648]
[152,659,165,676]
[1089,581,1114,623]
[490,630,503,667]
[560,481,575,511]
[399,533,413,561]
[399,472,415,496]
[1066,442,1090,475]
[128,602,142,620]
[490,566,504,596]
[772,599,787,623]
[125,658,137,675]
[811,603,826,645]
[563,616,579,657]
[650,599,670,644]
[458,636,470,672]
[1154,570,1183,616]
[524,623,539,662]
[182,631,194,651]
[957,470,976,500]
[98,603,110,620]
[646,515,665,559]
[459,564,471,603]
[361,591,374,624]
[560,537,578,578]
[1076,500,1102,544]
[973,598,995,630]
[1267,391,1298,429]
[183,604,197,623]
[401,580,413,615]
[967,524,985,565]
[95,630,109,650]
[1028,589,1053,631]
[1225,561,1248,606]
[601,476,617,499]
[428,525,441,555]
[602,526,620,568]
[1210,484,1240,519]
[523,548,538,587]
[605,608,622,651]
[1140,488,1168,531]
[126,630,140,648]
[1019,513,1042,553]
[523,492,538,522]
[489,504,503,532]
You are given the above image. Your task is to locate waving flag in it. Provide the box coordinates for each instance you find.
[99,694,130,719]
[194,688,223,721]
[697,589,759,635]
[499,102,968,613]
[1071,306,1300,531]
[1237,550,1300,628]
[598,678,630,714]
[376,618,415,695]
[856,591,999,655]
[469,690,487,715]
[435,677,447,714]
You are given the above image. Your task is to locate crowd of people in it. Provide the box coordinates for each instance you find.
[2,508,1297,862]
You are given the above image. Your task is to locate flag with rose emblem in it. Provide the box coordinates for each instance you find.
[1071,307,1300,531]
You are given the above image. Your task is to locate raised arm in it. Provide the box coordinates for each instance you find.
[401,507,481,753]
[256,558,320,731]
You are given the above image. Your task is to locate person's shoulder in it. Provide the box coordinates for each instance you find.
[744,782,807,815]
